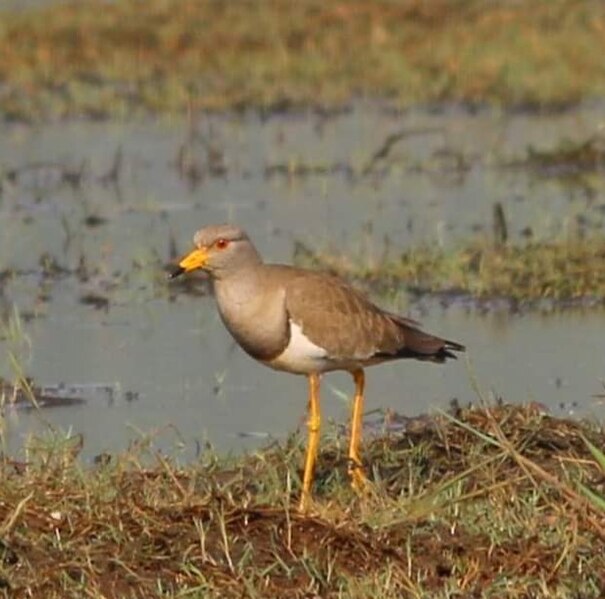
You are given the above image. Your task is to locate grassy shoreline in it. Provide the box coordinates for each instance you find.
[1,0,605,120]
[0,403,604,597]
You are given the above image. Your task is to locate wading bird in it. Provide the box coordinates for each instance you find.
[171,224,464,510]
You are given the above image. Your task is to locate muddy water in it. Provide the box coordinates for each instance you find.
[1,103,604,460]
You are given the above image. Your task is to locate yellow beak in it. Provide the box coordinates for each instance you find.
[170,247,209,278]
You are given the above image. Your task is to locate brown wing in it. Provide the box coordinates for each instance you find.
[270,266,464,363]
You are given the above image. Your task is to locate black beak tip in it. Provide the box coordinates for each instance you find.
[168,266,185,279]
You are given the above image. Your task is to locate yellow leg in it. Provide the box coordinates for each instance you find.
[300,373,321,511]
[348,369,368,491]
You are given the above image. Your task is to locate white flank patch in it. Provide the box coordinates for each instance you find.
[267,320,329,374]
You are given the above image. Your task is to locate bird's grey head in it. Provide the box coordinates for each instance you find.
[171,224,262,280]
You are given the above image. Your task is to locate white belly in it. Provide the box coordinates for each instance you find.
[265,321,330,374]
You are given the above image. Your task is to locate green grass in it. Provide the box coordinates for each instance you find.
[577,433,605,512]
[1,0,605,120]
[0,403,604,597]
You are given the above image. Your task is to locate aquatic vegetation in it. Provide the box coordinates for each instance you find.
[295,236,605,305]
[0,305,33,386]
[1,0,605,120]
[519,135,605,176]
[504,133,605,195]
[0,403,603,597]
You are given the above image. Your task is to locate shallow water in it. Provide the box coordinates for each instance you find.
[1,103,604,460]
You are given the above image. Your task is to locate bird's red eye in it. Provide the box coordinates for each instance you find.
[215,238,229,250]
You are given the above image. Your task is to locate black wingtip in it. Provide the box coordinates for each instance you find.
[445,340,466,353]
[168,266,185,279]
[440,340,465,361]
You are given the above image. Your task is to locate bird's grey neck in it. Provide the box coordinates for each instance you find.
[212,263,263,292]
[210,255,263,281]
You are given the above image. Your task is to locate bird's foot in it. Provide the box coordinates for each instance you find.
[298,490,316,513]
[348,460,369,493]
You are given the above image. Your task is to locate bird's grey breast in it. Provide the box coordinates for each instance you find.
[213,276,289,361]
